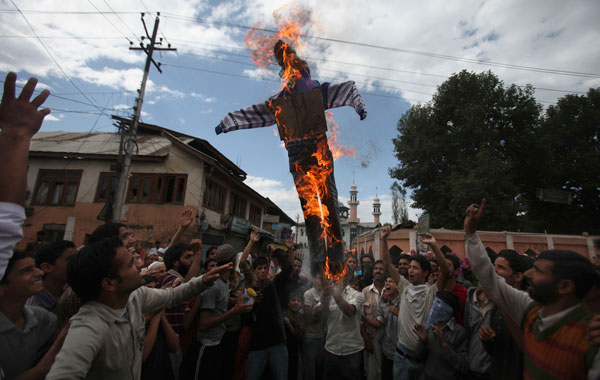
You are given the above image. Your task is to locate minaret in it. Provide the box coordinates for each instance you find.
[372,195,381,225]
[348,184,360,224]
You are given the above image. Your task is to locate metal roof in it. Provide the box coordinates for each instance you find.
[30,131,171,157]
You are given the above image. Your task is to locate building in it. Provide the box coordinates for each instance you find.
[21,117,294,252]
[352,227,599,262]
[296,183,379,255]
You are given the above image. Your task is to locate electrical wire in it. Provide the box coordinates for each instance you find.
[162,12,600,78]
[2,8,595,78]
[10,1,112,119]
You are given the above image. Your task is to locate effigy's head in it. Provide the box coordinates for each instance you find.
[274,39,295,68]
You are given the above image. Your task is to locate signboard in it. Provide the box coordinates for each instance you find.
[416,213,430,254]
[417,213,430,234]
[230,216,251,235]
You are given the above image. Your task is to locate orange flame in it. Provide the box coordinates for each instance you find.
[325,256,347,282]
[292,139,340,248]
[245,4,353,283]
[244,3,311,93]
[325,111,356,160]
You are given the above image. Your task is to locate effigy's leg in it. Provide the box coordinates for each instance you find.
[287,135,344,276]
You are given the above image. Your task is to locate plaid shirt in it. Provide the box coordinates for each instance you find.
[215,81,367,135]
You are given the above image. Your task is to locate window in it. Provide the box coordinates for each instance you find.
[43,223,65,241]
[249,204,262,226]
[32,170,82,206]
[203,179,226,212]
[230,192,247,218]
[95,172,117,202]
[126,173,187,204]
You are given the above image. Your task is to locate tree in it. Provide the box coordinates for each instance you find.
[526,88,600,234]
[390,70,542,231]
[390,181,408,224]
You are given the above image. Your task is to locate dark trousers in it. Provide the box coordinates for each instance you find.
[180,341,226,380]
[287,135,344,274]
[382,355,394,380]
[323,350,363,380]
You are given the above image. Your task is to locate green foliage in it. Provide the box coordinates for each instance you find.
[526,88,600,233]
[390,70,546,231]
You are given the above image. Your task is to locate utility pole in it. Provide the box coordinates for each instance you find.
[111,13,176,222]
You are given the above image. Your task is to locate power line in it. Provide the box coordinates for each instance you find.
[10,1,112,119]
[172,40,585,94]
[102,0,140,39]
[160,62,424,102]
[0,35,123,39]
[0,9,138,14]
[2,8,597,78]
[162,13,600,78]
[161,62,557,104]
[86,0,133,43]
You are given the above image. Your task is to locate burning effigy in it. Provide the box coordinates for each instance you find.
[215,6,366,280]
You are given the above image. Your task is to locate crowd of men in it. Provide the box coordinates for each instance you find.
[1,72,600,380]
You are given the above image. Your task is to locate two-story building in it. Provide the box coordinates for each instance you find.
[21,117,294,252]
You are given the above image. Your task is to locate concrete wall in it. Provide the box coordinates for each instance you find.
[352,228,599,261]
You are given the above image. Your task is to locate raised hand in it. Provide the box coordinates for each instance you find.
[202,262,233,286]
[380,225,391,240]
[250,230,260,243]
[464,199,486,235]
[420,233,437,246]
[180,209,195,228]
[190,239,203,253]
[0,72,50,137]
[284,234,294,250]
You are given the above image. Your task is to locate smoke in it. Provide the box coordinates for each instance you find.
[360,140,378,168]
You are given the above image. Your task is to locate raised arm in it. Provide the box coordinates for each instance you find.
[0,72,50,205]
[0,73,50,279]
[167,209,195,249]
[380,226,400,284]
[241,231,260,265]
[464,200,531,325]
[420,233,450,290]
[183,239,203,283]
[140,263,232,313]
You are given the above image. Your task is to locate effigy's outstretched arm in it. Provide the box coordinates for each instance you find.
[214,81,367,135]
[322,81,367,120]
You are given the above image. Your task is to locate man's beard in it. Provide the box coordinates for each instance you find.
[178,262,190,277]
[528,280,559,304]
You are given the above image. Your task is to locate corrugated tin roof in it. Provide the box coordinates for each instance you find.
[30,131,171,157]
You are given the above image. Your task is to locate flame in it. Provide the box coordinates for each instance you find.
[325,111,356,160]
[244,3,311,94]
[292,138,340,248]
[325,256,347,282]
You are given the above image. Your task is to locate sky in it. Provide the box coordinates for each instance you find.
[1,0,599,226]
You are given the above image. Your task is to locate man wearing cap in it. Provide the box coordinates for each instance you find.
[183,244,253,379]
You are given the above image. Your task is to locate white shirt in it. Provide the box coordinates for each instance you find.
[325,285,365,356]
[396,276,438,352]
[0,202,25,280]
[47,275,210,380]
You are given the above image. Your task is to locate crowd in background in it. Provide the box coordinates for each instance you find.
[2,72,600,380]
